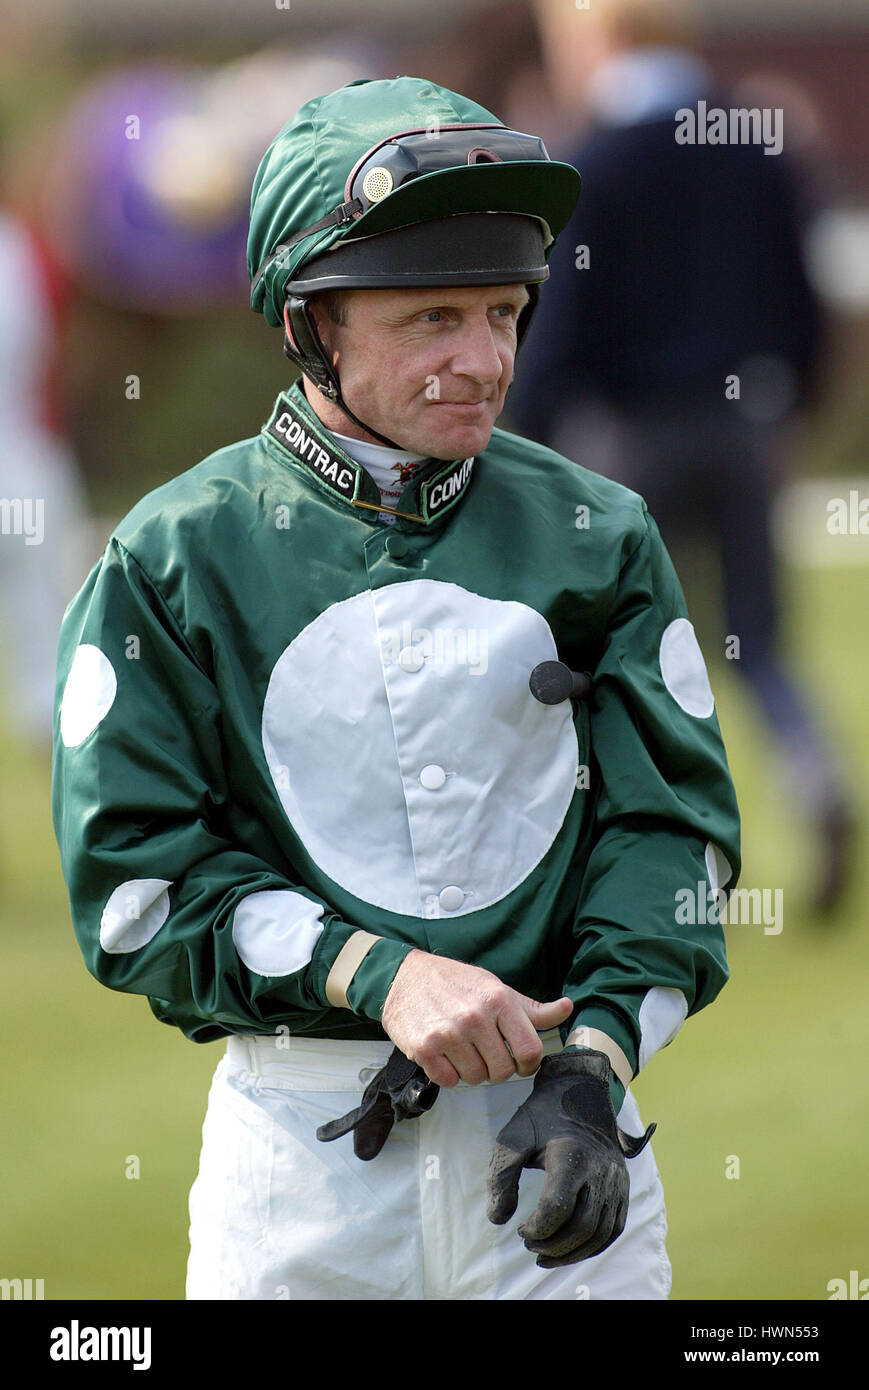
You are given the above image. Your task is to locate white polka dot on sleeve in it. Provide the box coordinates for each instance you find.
[232,890,325,976]
[60,644,118,747]
[659,618,714,717]
[100,879,172,953]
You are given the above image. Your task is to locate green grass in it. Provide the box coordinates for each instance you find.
[1,560,866,1300]
[632,559,869,1301]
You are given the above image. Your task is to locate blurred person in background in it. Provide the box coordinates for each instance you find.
[0,130,91,754]
[510,0,856,915]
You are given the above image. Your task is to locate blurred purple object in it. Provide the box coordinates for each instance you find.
[45,64,251,313]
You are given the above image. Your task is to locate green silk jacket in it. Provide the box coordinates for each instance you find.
[52,377,740,1098]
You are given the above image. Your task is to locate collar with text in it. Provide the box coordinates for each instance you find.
[261,382,475,526]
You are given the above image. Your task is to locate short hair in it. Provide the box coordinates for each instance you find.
[535,0,698,54]
[317,288,352,326]
[607,0,698,51]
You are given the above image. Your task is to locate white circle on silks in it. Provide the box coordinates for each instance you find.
[262,579,579,919]
[658,618,715,718]
[100,878,172,954]
[60,643,118,747]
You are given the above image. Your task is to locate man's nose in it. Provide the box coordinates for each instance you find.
[446,314,507,387]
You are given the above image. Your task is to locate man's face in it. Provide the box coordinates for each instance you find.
[304,282,531,459]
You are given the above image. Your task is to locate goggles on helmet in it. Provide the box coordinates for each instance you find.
[251,124,555,295]
[345,124,551,208]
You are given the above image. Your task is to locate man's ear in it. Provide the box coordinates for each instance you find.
[302,296,340,370]
[282,301,298,352]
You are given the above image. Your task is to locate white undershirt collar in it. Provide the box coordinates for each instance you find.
[331,429,428,525]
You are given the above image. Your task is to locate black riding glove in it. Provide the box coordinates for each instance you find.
[486,1049,656,1267]
[316,1046,439,1160]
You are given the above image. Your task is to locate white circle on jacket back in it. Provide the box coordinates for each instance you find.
[262,579,578,919]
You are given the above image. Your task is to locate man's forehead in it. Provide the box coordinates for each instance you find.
[356,283,531,310]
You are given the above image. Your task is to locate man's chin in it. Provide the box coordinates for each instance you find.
[408,408,497,460]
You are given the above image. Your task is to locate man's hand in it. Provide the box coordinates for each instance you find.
[380,949,573,1087]
[486,1049,656,1267]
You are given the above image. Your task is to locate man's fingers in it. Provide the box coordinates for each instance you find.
[516,1139,586,1242]
[522,1188,597,1258]
[526,995,574,1029]
[495,998,567,1077]
[475,1023,519,1083]
[486,1145,525,1225]
[530,1193,627,1265]
[419,1053,461,1088]
[491,1012,542,1076]
[520,1163,629,1261]
[441,1040,490,1087]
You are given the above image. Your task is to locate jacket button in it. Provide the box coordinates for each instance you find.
[438,885,465,911]
[398,646,425,672]
[419,764,446,790]
[386,534,409,559]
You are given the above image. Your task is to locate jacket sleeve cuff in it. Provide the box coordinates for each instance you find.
[326,932,416,1022]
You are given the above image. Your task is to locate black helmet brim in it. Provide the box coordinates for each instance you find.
[288,212,549,294]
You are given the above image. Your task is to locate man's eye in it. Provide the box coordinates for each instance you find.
[418,305,519,324]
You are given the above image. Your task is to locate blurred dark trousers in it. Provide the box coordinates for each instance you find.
[549,399,845,816]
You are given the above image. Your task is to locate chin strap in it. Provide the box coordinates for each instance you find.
[321,389,403,450]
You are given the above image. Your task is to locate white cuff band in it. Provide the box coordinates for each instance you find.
[566,1025,633,1091]
[324,930,382,1009]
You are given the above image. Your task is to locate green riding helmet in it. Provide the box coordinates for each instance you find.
[248,76,582,445]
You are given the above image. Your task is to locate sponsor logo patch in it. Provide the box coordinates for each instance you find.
[266,397,358,500]
[424,457,475,518]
